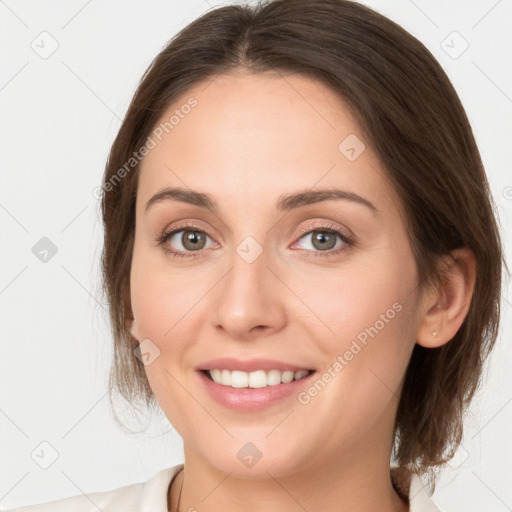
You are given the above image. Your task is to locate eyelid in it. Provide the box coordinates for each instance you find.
[292,220,354,242]
[158,219,219,241]
[158,219,351,243]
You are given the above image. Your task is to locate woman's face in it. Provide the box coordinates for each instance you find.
[130,71,425,477]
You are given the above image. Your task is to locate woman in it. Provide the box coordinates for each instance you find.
[6,0,504,511]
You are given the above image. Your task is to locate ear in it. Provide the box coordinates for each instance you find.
[416,247,476,348]
[129,317,139,341]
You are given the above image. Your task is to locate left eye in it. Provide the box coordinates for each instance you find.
[293,229,348,252]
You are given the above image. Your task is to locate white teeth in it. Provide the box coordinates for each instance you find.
[248,370,267,388]
[231,370,249,388]
[210,369,222,383]
[281,370,294,383]
[266,369,282,386]
[207,369,311,388]
[221,369,231,386]
[294,370,309,380]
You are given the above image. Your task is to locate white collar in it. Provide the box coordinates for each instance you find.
[409,473,441,511]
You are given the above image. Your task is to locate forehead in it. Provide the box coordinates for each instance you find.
[137,71,399,219]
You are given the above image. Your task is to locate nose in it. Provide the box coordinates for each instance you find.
[211,242,287,341]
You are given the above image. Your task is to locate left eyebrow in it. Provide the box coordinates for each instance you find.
[276,188,381,217]
[144,186,381,217]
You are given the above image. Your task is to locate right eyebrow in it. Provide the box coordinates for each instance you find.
[145,187,219,214]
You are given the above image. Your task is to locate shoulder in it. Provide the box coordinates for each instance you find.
[2,464,184,512]
[2,482,143,512]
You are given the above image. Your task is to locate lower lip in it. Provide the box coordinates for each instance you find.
[197,370,316,411]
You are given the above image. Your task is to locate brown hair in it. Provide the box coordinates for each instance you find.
[98,0,505,498]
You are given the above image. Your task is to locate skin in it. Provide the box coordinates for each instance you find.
[129,71,476,512]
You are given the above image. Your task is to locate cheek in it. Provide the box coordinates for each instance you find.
[293,251,414,341]
[130,244,208,342]
[130,264,194,426]
[304,250,418,405]
[129,249,210,404]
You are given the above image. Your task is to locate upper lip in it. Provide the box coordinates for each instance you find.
[197,357,314,373]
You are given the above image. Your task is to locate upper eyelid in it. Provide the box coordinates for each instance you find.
[293,220,353,239]
[162,221,350,245]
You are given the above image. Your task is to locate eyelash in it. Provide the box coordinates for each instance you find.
[154,222,355,260]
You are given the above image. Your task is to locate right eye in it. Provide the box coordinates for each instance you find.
[156,225,217,259]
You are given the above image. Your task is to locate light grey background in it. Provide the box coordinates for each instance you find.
[1,0,511,510]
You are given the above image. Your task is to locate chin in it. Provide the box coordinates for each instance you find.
[193,436,309,479]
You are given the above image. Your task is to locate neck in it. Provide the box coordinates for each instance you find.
[168,442,409,512]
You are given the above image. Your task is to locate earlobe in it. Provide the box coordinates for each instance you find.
[416,247,476,349]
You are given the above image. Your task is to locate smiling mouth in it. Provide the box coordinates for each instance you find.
[201,368,314,388]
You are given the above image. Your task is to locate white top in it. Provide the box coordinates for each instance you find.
[3,464,441,511]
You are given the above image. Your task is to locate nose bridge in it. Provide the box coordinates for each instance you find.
[212,231,285,337]
[225,234,269,311]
